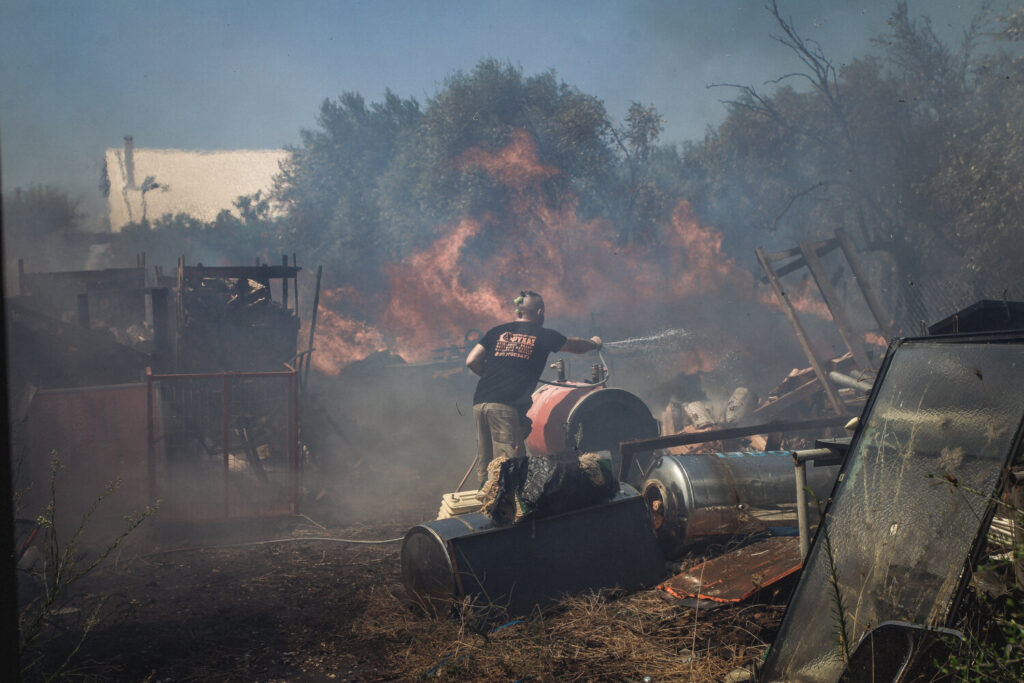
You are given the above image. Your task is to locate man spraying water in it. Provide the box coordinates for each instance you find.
[466,290,602,486]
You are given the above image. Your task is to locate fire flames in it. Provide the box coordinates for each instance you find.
[306,129,757,375]
[757,276,833,321]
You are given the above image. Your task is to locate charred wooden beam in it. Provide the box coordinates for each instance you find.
[835,229,896,341]
[799,240,873,370]
[756,247,846,414]
[181,265,300,281]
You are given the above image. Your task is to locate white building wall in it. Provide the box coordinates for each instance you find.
[104,147,288,231]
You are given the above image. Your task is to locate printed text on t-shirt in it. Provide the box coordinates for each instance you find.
[494,332,536,360]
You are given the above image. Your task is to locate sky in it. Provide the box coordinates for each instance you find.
[0,0,991,208]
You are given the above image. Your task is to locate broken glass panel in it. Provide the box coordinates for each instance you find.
[761,336,1024,682]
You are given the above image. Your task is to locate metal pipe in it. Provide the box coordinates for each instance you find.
[795,458,809,559]
[828,370,874,393]
[792,448,838,559]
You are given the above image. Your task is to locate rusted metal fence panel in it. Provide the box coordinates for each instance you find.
[147,366,299,522]
[21,383,151,543]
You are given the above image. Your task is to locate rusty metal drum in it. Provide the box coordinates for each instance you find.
[524,383,659,460]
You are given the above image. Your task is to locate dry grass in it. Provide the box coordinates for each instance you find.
[353,580,784,681]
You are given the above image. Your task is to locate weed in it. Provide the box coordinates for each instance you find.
[18,453,157,681]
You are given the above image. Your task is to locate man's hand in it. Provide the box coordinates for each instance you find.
[590,336,603,351]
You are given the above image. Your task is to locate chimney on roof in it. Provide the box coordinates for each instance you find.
[124,136,136,189]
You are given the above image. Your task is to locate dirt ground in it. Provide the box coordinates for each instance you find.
[17,366,790,681]
[19,489,788,682]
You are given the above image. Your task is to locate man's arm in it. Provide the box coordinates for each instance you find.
[559,336,603,354]
[466,343,487,376]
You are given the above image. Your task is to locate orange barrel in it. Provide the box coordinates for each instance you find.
[525,383,659,462]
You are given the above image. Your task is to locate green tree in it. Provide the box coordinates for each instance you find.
[273,90,422,289]
[609,102,682,246]
[272,58,683,300]
[677,0,1004,326]
[914,6,1024,297]
[379,59,618,256]
[105,205,275,271]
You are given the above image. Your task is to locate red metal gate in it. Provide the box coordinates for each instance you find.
[147,365,299,522]
[21,383,151,543]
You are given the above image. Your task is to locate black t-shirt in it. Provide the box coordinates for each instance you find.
[472,321,567,406]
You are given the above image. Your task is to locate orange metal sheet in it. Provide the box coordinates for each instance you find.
[657,536,801,608]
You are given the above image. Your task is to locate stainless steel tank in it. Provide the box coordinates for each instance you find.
[642,451,840,558]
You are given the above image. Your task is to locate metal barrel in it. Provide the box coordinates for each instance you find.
[525,384,659,459]
[401,483,665,618]
[642,451,840,558]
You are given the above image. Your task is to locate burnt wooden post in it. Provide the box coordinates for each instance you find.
[799,240,873,370]
[147,287,171,371]
[836,229,896,341]
[77,292,91,328]
[756,247,845,415]
[292,253,298,312]
[281,254,289,310]
[222,373,231,519]
[146,368,157,509]
[304,265,323,391]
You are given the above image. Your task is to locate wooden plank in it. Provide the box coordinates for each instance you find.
[765,238,835,264]
[181,265,300,281]
[836,229,896,341]
[19,268,146,293]
[765,245,804,261]
[799,240,873,370]
[766,255,807,280]
[751,378,821,419]
[756,247,845,415]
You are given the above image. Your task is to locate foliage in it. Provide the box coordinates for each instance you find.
[269,59,680,293]
[104,201,284,271]
[677,0,1024,326]
[935,495,1024,680]
[18,454,157,681]
[388,59,616,239]
[274,90,422,289]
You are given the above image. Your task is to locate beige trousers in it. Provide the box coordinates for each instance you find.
[473,402,526,486]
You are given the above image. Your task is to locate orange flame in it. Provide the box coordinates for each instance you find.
[310,129,752,375]
[864,331,888,347]
[758,277,833,320]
